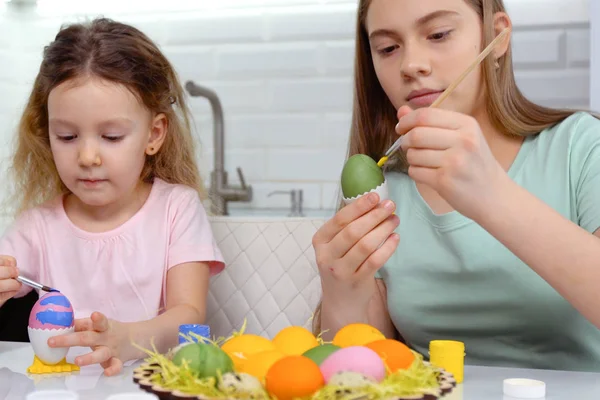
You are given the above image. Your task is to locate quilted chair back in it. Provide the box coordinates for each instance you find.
[206,217,325,339]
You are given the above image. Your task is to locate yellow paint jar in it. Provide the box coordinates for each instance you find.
[429,340,465,383]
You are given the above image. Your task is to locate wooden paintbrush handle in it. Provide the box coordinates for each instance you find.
[430,27,511,109]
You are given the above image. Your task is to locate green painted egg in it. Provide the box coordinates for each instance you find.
[341,154,385,199]
[173,342,234,378]
[302,344,341,365]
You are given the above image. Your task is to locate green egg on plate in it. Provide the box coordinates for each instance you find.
[302,343,341,365]
[341,154,385,199]
[172,342,234,379]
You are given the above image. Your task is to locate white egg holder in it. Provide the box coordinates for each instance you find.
[342,180,389,206]
[28,326,74,364]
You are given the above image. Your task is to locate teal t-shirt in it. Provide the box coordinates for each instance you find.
[378,111,600,372]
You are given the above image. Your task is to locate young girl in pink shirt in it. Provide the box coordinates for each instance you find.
[0,18,224,376]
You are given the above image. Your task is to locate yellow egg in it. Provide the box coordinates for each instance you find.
[221,334,276,370]
[272,326,319,356]
[333,323,386,348]
[239,349,285,381]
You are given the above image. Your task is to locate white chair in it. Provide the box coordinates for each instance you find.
[206,217,325,339]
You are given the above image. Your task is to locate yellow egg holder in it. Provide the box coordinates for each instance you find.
[27,356,80,375]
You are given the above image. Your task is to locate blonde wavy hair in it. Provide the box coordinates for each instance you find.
[7,18,206,216]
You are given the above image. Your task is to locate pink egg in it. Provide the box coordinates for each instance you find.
[320,346,386,383]
[28,291,74,330]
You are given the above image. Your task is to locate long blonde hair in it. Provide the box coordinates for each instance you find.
[313,0,592,334]
[8,18,206,216]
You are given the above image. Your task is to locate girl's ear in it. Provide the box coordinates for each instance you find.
[492,12,512,61]
[146,113,167,156]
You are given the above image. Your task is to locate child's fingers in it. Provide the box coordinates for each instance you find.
[0,256,16,267]
[102,357,123,376]
[74,346,112,367]
[74,318,94,332]
[0,266,18,280]
[48,330,99,348]
[0,276,21,293]
[91,312,109,332]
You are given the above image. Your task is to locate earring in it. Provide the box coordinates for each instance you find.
[494,59,500,69]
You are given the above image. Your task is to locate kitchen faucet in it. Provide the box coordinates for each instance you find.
[267,189,304,217]
[185,81,252,215]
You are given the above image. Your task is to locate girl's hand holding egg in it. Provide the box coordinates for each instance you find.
[312,190,400,313]
[48,311,129,376]
[0,255,21,306]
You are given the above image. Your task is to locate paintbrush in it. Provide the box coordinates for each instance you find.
[16,275,58,292]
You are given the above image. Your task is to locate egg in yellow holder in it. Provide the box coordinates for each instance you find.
[131,320,459,400]
[26,291,80,375]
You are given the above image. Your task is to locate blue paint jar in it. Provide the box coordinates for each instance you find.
[178,324,210,344]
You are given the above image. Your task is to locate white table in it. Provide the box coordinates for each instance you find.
[1,341,599,399]
[0,342,144,399]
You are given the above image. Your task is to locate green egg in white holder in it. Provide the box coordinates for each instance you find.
[341,154,389,205]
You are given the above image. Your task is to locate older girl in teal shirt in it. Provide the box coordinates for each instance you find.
[314,0,600,372]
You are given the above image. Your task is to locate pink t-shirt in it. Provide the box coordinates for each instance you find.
[0,178,225,322]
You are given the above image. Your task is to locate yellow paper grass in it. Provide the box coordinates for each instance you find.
[131,319,447,400]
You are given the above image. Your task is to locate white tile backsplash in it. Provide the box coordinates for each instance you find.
[265,6,356,41]
[266,148,346,181]
[511,30,564,67]
[0,0,592,216]
[164,48,217,81]
[567,28,592,67]
[217,43,320,78]
[226,114,322,148]
[165,13,266,45]
[268,78,353,111]
[0,51,20,82]
[515,69,590,107]
[322,42,355,73]
[188,81,268,112]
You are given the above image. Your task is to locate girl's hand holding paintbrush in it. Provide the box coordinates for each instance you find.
[0,255,21,306]
[379,27,512,219]
[395,105,507,221]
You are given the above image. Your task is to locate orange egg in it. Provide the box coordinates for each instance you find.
[365,339,416,372]
[265,356,325,400]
